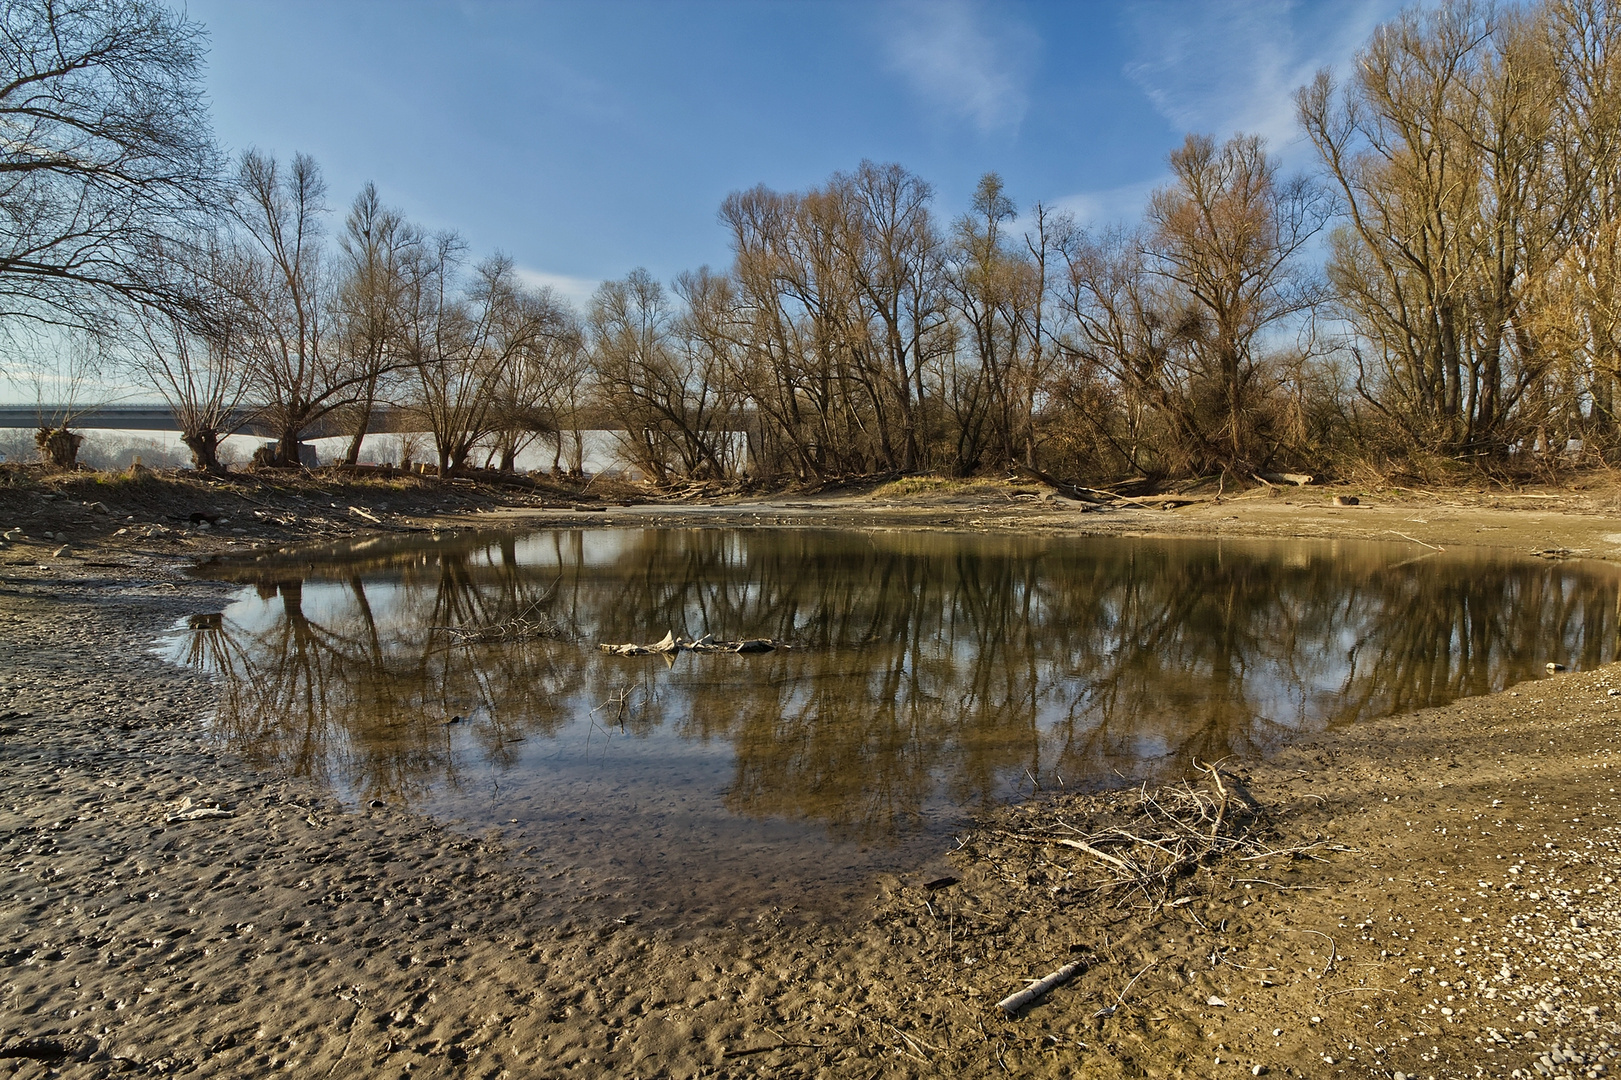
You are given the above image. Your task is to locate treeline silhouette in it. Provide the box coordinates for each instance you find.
[11,0,1620,486]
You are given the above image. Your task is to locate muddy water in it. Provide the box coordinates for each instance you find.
[167,528,1621,925]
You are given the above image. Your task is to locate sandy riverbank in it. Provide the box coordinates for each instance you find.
[2,471,1620,1078]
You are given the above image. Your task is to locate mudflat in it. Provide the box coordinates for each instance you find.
[2,472,1619,1078]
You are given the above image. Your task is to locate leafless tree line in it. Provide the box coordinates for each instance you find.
[565,0,1621,485]
[128,157,589,474]
[7,0,1621,482]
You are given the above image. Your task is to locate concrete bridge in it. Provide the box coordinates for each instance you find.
[0,404,623,438]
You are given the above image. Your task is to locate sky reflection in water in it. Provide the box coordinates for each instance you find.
[170,529,1621,922]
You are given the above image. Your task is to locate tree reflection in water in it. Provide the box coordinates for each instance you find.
[178,531,1621,857]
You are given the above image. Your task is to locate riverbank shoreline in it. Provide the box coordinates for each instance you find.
[3,470,1620,1078]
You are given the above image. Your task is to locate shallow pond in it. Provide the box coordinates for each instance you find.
[167,528,1621,923]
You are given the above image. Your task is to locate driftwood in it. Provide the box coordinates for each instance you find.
[1256,472,1315,486]
[996,959,1087,1015]
[599,631,786,656]
[1070,486,1210,510]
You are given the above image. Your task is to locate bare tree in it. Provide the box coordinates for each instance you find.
[123,234,253,473]
[1543,0,1621,453]
[232,151,408,467]
[0,0,220,336]
[1057,136,1326,479]
[945,174,1067,474]
[334,183,421,465]
[590,268,741,482]
[487,285,582,473]
[1145,134,1328,473]
[1298,0,1567,462]
[409,252,560,474]
[715,163,949,481]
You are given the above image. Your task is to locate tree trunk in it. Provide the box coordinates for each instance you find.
[344,381,378,466]
[35,428,83,470]
[182,429,225,475]
[277,429,303,468]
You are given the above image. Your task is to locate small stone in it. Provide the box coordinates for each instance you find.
[1208,996,1227,1007]
[1252,1067,1267,1077]
[51,545,70,558]
[1547,662,1567,672]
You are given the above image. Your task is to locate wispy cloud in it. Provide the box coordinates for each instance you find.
[1051,177,1164,231]
[881,0,1039,135]
[514,267,600,311]
[1120,0,1400,165]
[1054,0,1403,230]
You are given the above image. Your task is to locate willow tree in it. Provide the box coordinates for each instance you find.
[717,162,949,480]
[1543,0,1621,453]
[589,268,741,482]
[1298,0,1570,461]
[410,252,561,475]
[334,183,422,465]
[124,235,254,473]
[945,173,1066,475]
[1058,135,1326,479]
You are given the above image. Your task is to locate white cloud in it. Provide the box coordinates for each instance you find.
[1051,177,1164,231]
[513,267,601,311]
[1120,0,1402,167]
[882,0,1039,135]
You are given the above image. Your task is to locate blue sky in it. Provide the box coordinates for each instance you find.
[186,0,1402,308]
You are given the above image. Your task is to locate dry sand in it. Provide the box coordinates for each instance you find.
[2,471,1620,1078]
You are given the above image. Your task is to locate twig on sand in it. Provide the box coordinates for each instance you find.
[1284,928,1339,975]
[1387,530,1445,552]
[836,1006,932,1064]
[1232,878,1327,891]
[1092,958,1162,1019]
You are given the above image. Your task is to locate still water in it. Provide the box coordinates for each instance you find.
[168,528,1621,922]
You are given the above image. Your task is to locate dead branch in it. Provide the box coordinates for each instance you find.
[599,631,788,656]
[996,959,1088,1016]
